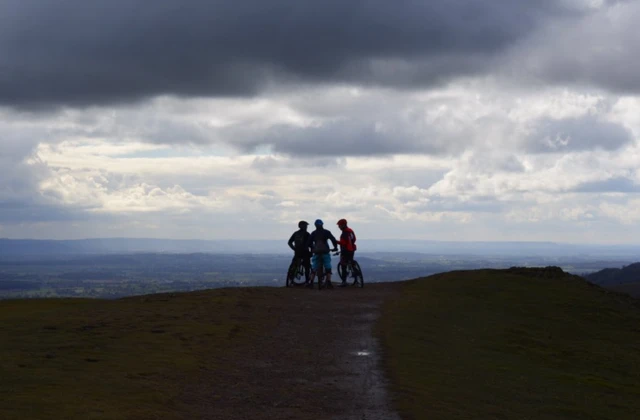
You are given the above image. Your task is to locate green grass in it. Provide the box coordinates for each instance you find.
[0,288,285,420]
[378,269,640,420]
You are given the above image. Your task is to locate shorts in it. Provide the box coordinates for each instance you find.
[312,253,332,271]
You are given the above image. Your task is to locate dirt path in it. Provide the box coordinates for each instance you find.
[191,283,402,419]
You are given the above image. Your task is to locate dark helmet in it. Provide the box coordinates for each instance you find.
[298,220,309,228]
[337,218,347,227]
[314,219,324,226]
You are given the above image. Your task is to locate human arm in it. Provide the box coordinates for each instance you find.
[287,233,296,252]
[306,231,315,251]
[328,230,339,251]
[304,232,312,253]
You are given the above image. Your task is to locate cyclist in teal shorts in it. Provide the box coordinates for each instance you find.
[306,219,338,288]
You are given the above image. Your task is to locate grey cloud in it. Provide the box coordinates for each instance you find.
[0,159,84,223]
[526,116,633,153]
[466,153,526,173]
[249,118,461,157]
[0,0,576,108]
[406,195,507,213]
[506,2,640,93]
[0,117,82,223]
[264,122,411,156]
[251,155,343,172]
[387,169,448,190]
[572,177,640,193]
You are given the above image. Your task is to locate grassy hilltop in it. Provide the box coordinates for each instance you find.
[379,267,640,419]
[2,268,640,419]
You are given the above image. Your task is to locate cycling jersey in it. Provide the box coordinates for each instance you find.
[288,229,311,255]
[307,228,338,254]
[338,227,357,252]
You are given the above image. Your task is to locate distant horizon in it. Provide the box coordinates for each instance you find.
[3,236,640,247]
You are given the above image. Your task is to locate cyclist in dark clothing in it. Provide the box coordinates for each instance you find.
[288,220,312,283]
[306,219,338,288]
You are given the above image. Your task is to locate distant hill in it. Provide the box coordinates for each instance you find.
[585,262,640,287]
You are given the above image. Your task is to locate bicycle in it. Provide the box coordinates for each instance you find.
[286,256,309,287]
[334,251,364,288]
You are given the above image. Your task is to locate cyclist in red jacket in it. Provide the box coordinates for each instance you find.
[336,218,357,287]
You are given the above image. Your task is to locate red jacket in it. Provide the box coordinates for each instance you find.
[338,227,357,252]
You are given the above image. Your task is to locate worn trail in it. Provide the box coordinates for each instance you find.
[192,283,402,419]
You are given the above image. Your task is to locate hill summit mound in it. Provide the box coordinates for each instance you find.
[505,265,580,279]
[379,268,640,419]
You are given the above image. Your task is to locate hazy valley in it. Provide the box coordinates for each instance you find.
[1,238,639,299]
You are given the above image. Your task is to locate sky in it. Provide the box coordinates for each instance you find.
[2,0,640,243]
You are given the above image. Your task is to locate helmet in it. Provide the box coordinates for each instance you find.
[337,218,347,227]
[298,220,309,228]
[314,219,324,226]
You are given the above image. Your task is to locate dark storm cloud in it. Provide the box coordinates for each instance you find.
[525,116,633,153]
[508,1,640,94]
[0,0,576,107]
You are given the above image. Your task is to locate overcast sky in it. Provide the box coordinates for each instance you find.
[2,0,640,244]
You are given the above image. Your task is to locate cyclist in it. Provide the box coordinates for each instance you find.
[287,220,312,283]
[306,219,338,288]
[336,218,357,287]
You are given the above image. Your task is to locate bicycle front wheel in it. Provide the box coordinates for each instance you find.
[286,262,297,287]
[291,261,307,286]
[337,263,349,282]
[351,261,364,288]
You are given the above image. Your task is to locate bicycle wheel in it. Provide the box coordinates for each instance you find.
[337,263,348,282]
[351,261,364,288]
[291,260,307,286]
[286,261,298,287]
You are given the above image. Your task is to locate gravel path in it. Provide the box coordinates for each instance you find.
[191,283,402,419]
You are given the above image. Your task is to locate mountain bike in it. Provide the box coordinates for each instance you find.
[334,251,364,288]
[286,256,309,287]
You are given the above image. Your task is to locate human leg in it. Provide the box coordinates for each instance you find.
[338,251,354,285]
[322,253,333,287]
[303,253,311,282]
[308,254,320,287]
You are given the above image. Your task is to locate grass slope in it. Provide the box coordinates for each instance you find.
[609,281,640,298]
[378,268,640,420]
[0,288,286,420]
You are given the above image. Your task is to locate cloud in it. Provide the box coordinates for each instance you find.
[525,115,633,153]
[572,176,640,193]
[505,1,640,93]
[0,0,578,108]
[3,72,640,242]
